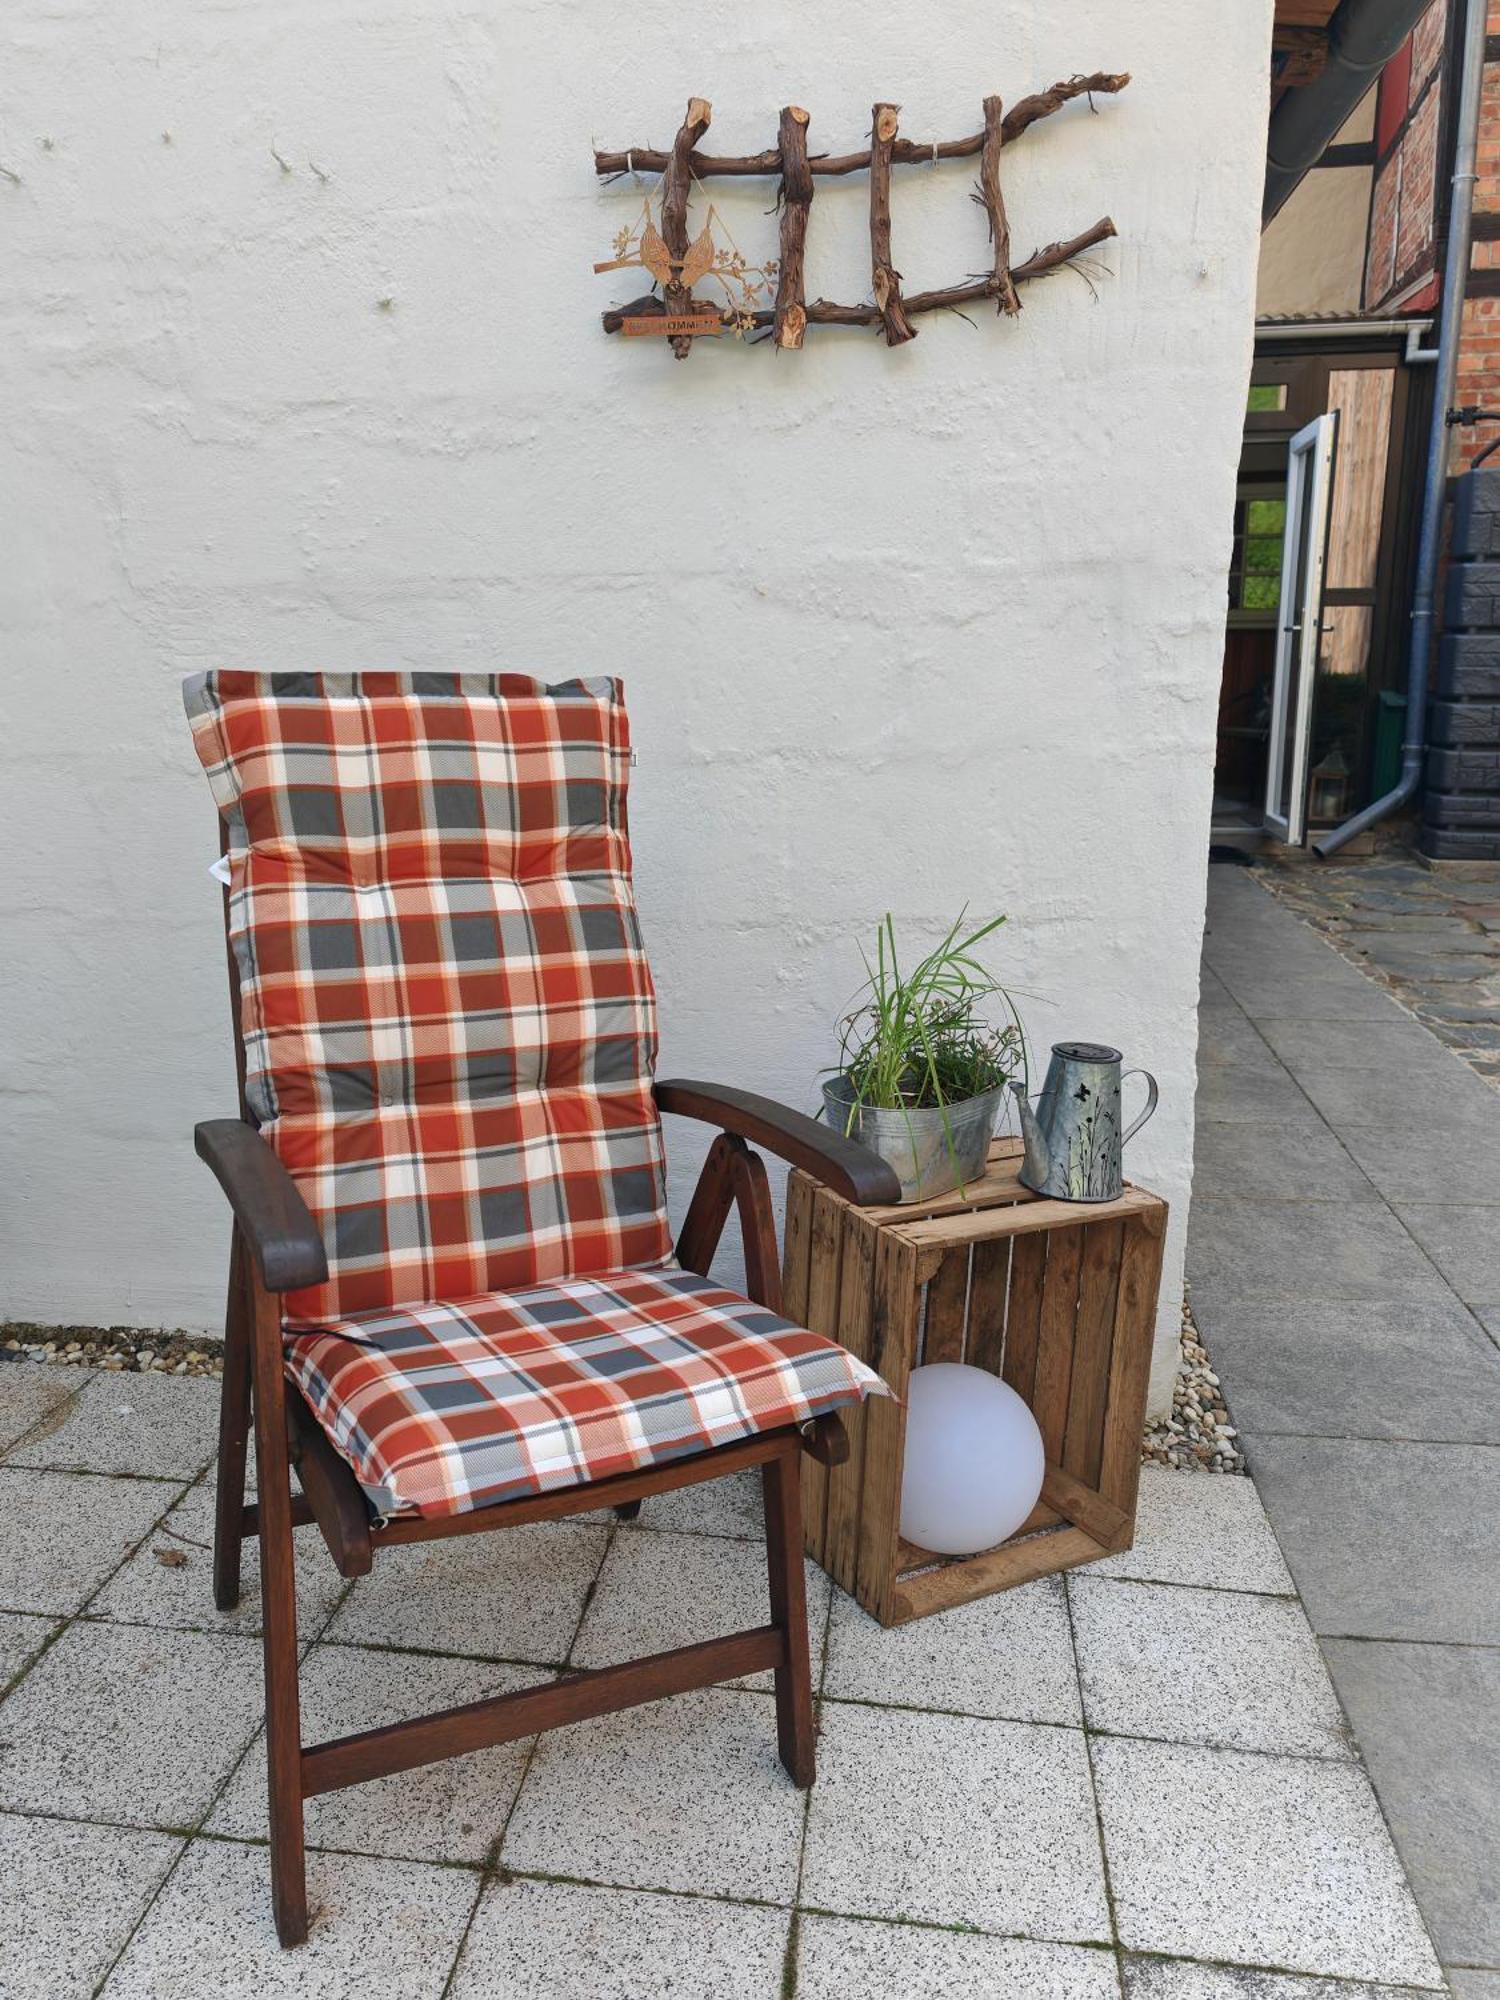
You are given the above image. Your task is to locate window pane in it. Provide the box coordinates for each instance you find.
[1247,383,1288,412]
[1246,499,1286,534]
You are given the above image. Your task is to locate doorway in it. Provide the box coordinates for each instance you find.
[1211,328,1429,852]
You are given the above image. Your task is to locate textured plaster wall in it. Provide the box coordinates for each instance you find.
[0,1,1272,1412]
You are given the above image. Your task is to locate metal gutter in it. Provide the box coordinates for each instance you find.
[1314,0,1488,858]
[1256,317,1435,361]
[1264,0,1436,224]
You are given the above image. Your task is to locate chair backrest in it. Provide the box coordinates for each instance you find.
[185,671,673,1326]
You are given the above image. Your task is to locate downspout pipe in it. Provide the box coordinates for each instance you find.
[1264,0,1440,225]
[1313,0,1488,859]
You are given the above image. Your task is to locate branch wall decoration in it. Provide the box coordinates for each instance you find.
[593,74,1130,357]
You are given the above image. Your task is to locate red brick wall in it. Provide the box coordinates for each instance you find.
[1455,6,1500,471]
[1365,1,1446,310]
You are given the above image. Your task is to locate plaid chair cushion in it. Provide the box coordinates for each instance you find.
[184,672,673,1325]
[284,1266,888,1518]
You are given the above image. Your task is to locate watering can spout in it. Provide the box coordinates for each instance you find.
[1010,1081,1048,1188]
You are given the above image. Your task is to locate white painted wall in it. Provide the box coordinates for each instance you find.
[0,0,1271,1411]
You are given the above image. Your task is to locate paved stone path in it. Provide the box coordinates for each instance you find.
[1196,862,1500,1998]
[1261,841,1500,1089]
[0,1349,1445,1997]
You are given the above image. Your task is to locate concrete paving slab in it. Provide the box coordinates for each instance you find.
[0,1362,92,1454]
[573,1527,831,1693]
[1093,1735,1442,1985]
[800,1914,1120,1998]
[450,1876,791,2000]
[0,1467,176,1615]
[1235,976,1412,1023]
[1320,1638,1500,1971]
[1292,1061,1498,1133]
[100,1837,477,1997]
[1336,1127,1500,1207]
[1391,1203,1500,1299]
[209,1641,540,1863]
[1090,1466,1293,1595]
[0,1813,182,2000]
[325,1518,606,1665]
[0,1619,265,1827]
[1070,1577,1352,1759]
[1253,1016,1461,1074]
[630,1466,763,1540]
[1194,1066,1326,1129]
[800,1702,1109,1942]
[0,1610,59,1687]
[823,1572,1082,1727]
[502,1686,805,1904]
[8,1371,220,1480]
[1240,1437,1500,1645]
[1122,1959,1441,1997]
[1201,1298,1500,1443]
[1191,1120,1378,1203]
[1194,1006,1284,1070]
[93,1478,348,1640]
[1188,1199,1451,1303]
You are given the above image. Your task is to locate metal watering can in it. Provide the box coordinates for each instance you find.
[1011,1042,1158,1202]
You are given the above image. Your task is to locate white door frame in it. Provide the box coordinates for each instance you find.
[1264,411,1338,845]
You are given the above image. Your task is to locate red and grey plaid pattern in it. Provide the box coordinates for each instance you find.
[284,1266,886,1518]
[185,672,673,1325]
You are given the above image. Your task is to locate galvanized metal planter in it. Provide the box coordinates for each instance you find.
[821,1071,1005,1204]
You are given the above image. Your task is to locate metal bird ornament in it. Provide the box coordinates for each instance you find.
[594,197,777,336]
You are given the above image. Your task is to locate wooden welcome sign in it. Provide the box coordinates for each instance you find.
[593,77,1130,358]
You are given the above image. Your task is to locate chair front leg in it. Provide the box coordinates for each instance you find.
[761,1441,816,1787]
[248,1273,309,1947]
[214,1230,253,1612]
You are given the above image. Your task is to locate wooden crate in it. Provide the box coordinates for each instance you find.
[783,1137,1167,1626]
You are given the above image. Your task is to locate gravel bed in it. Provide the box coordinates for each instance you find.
[1141,1291,1245,1474]
[1,1322,224,1378]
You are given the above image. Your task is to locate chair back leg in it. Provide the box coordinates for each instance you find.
[248,1277,309,1946]
[213,1232,253,1612]
[761,1443,816,1787]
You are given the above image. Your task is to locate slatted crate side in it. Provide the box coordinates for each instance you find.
[883,1200,1160,1625]
[1094,1204,1168,1541]
[854,1229,923,1622]
[823,1205,878,1594]
[918,1243,970,1365]
[781,1170,824,1559]
[1063,1218,1125,1488]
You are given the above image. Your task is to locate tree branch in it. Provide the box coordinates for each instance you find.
[774,106,813,350]
[600,215,1118,335]
[979,94,1020,317]
[594,73,1130,180]
[869,103,917,347]
[662,96,712,358]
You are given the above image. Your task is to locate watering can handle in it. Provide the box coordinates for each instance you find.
[1120,1069,1159,1147]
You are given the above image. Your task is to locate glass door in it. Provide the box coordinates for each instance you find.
[1264,412,1338,844]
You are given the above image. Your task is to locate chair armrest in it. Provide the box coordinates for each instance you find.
[654,1079,901,1207]
[194,1120,328,1293]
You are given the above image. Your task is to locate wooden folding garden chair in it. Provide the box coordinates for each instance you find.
[185,671,898,1946]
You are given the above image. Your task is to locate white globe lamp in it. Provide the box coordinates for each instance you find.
[899,1362,1046,1557]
